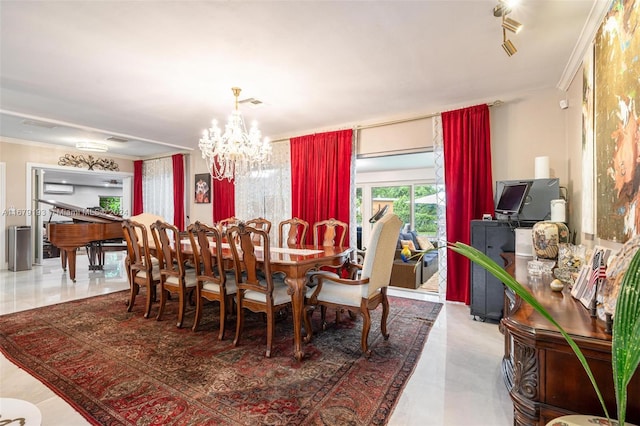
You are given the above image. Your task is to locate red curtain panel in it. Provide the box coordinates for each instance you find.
[212,170,235,222]
[133,160,144,215]
[290,129,352,244]
[442,104,494,304]
[172,154,185,231]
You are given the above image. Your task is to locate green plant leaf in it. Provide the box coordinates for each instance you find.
[448,242,610,421]
[612,248,640,426]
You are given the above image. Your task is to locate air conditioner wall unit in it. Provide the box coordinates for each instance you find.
[44,183,74,194]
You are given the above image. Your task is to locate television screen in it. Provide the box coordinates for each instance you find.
[495,183,530,216]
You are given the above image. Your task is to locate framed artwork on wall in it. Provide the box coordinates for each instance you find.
[194,173,211,204]
[594,0,640,243]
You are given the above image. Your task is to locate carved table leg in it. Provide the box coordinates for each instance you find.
[285,276,305,361]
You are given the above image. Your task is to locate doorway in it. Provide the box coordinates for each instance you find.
[26,162,132,265]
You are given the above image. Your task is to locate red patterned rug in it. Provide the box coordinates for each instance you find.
[0,291,441,425]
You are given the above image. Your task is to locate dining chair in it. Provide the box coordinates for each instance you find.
[122,219,162,318]
[304,213,402,357]
[312,218,348,247]
[245,217,272,244]
[150,220,197,328]
[278,217,309,247]
[187,221,237,339]
[227,223,309,357]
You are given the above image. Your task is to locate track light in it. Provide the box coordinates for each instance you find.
[502,38,517,56]
[502,16,522,33]
[494,1,521,56]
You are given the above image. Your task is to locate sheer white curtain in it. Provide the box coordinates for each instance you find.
[235,141,292,242]
[142,157,174,223]
[433,116,447,301]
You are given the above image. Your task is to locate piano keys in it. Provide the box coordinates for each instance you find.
[37,199,124,281]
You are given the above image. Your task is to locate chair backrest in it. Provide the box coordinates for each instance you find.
[313,218,348,247]
[122,219,159,273]
[217,216,240,231]
[278,218,309,247]
[245,217,272,244]
[187,221,225,284]
[150,220,186,279]
[227,223,275,295]
[129,212,165,247]
[361,213,402,297]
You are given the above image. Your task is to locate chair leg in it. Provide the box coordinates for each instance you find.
[156,287,168,321]
[360,308,372,358]
[381,292,390,340]
[176,288,186,328]
[303,306,314,343]
[191,288,202,332]
[217,296,226,340]
[233,297,244,347]
[143,283,154,319]
[265,308,275,358]
[127,282,139,312]
[321,306,328,330]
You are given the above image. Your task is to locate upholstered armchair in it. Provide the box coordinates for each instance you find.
[304,213,402,357]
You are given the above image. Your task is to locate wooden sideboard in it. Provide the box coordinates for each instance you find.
[500,253,640,426]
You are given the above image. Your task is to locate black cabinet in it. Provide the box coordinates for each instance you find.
[470,220,534,321]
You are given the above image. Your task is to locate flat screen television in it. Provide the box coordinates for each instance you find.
[495,182,530,218]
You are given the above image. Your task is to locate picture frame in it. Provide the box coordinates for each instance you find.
[571,245,613,309]
[194,173,211,204]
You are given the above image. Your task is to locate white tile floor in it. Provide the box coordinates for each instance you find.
[0,253,513,425]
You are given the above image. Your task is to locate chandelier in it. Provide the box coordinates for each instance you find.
[199,87,271,181]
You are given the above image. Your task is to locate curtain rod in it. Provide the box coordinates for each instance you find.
[354,99,503,131]
[269,100,503,142]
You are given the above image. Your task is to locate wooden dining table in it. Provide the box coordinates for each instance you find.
[181,240,353,361]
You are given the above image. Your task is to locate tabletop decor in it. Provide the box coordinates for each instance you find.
[532,220,570,260]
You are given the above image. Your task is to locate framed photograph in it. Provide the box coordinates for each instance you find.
[194,173,211,204]
[571,246,612,309]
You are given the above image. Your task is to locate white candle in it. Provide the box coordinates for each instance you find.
[535,156,550,179]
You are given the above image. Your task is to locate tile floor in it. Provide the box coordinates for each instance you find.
[0,253,513,425]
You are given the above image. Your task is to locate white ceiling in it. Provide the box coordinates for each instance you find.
[0,0,609,165]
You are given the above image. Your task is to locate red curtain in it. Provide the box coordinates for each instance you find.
[133,160,143,215]
[290,129,352,244]
[442,104,494,304]
[213,173,235,222]
[172,154,185,231]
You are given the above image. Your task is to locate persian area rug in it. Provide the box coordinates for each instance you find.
[0,291,442,426]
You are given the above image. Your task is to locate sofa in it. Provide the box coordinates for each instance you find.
[389,228,438,289]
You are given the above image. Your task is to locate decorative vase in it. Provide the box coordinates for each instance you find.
[532,221,570,260]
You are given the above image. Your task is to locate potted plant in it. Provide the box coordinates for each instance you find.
[448,242,640,426]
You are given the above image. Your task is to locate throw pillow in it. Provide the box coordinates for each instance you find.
[416,235,434,251]
[400,239,416,251]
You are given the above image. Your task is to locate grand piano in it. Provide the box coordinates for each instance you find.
[38,199,124,281]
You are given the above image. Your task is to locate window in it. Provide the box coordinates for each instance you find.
[99,196,122,216]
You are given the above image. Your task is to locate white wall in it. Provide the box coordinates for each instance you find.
[43,185,123,222]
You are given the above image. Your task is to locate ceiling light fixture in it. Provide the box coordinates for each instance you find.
[502,31,518,56]
[502,16,522,33]
[198,87,271,182]
[76,141,109,152]
[494,0,522,56]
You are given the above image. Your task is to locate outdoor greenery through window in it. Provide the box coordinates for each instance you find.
[371,184,437,238]
[99,196,122,216]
